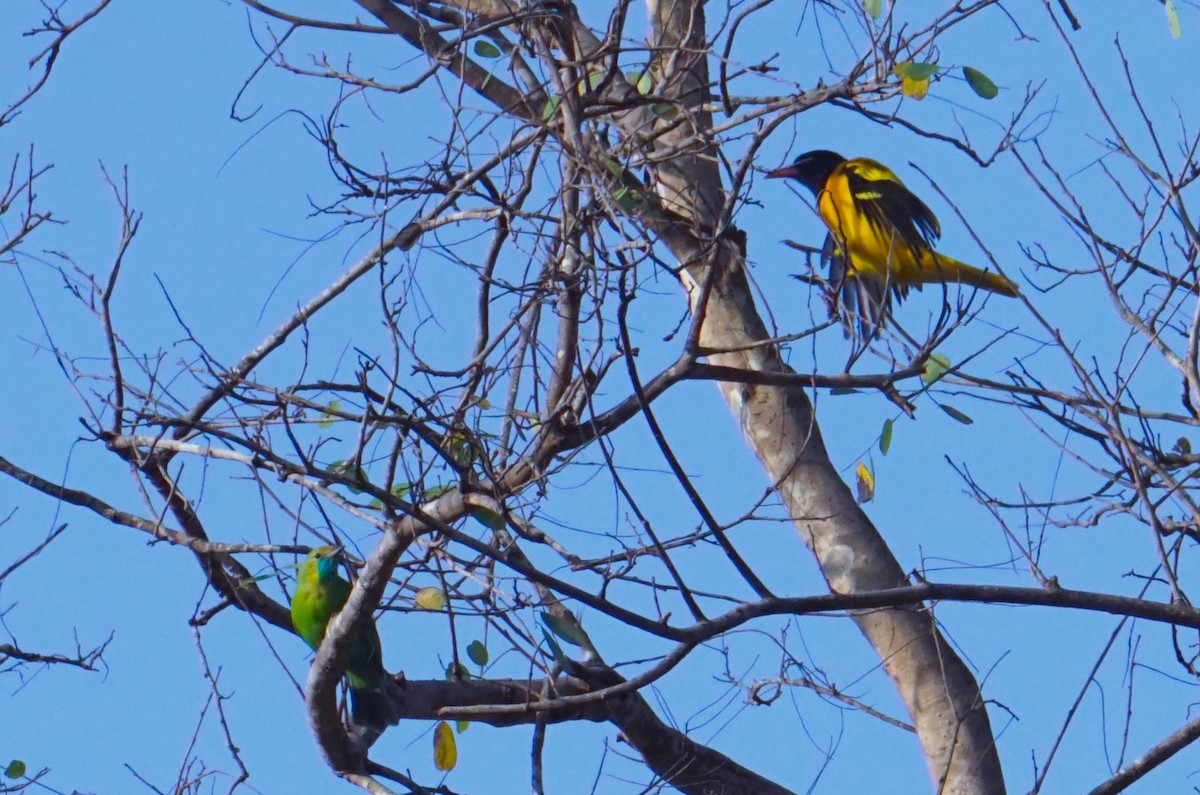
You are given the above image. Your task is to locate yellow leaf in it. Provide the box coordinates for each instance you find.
[1166,0,1182,38]
[855,461,875,503]
[892,61,938,100]
[577,70,606,95]
[433,721,458,771]
[415,587,447,610]
[900,74,930,100]
[445,431,475,466]
[921,353,952,385]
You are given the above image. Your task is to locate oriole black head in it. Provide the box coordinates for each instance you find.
[765,150,847,195]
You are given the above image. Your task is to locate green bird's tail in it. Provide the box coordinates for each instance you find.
[349,685,399,731]
[346,678,405,750]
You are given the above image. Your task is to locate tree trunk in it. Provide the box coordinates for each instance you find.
[646,1,1005,792]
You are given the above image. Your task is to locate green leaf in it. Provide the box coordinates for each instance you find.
[577,70,606,95]
[370,480,410,510]
[963,66,998,100]
[445,661,470,680]
[921,353,952,385]
[1166,0,1182,38]
[1173,437,1191,455]
[879,418,894,455]
[541,611,588,647]
[864,0,883,19]
[467,639,489,666]
[540,628,570,666]
[939,403,975,425]
[612,186,642,210]
[629,70,653,95]
[318,400,342,429]
[473,40,502,59]
[542,94,561,121]
[327,460,366,492]
[424,483,455,500]
[470,507,504,530]
[456,719,470,733]
[5,761,25,779]
[445,430,474,465]
[651,102,678,120]
[892,61,940,80]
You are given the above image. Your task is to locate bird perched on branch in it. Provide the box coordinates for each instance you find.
[291,545,401,746]
[766,149,1019,339]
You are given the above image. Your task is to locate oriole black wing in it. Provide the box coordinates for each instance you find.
[838,159,941,257]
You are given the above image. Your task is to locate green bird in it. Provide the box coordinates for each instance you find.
[291,545,400,741]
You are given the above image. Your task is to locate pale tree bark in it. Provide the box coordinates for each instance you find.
[641,1,1004,793]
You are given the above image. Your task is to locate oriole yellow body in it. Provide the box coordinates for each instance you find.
[767,150,1018,336]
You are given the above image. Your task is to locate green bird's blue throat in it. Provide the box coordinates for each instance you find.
[317,555,338,581]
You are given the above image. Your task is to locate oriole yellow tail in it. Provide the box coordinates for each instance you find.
[916,251,1020,296]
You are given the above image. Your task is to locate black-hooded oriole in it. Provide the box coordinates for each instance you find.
[766,150,1019,337]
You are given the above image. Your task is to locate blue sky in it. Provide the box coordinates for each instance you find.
[2,1,1198,793]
